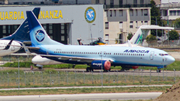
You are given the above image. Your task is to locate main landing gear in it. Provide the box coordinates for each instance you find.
[157,69,161,73]
[86,67,93,72]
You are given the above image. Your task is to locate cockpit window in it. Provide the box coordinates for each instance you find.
[159,54,168,56]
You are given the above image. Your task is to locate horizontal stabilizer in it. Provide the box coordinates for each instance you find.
[140,25,174,30]
[23,41,32,44]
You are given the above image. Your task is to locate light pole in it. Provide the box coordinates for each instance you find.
[18,56,20,89]
[101,51,103,87]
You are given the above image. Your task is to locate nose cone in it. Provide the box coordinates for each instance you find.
[13,41,21,52]
[168,56,175,65]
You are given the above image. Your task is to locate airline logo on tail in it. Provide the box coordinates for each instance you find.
[134,34,143,44]
[35,30,45,42]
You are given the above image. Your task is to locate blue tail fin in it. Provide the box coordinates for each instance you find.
[1,8,40,42]
[26,11,63,46]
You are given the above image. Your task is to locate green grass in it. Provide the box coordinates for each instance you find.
[0,86,169,96]
[0,70,177,88]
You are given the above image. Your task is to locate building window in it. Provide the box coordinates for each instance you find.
[141,9,143,16]
[136,21,138,28]
[110,0,114,7]
[105,22,109,29]
[144,9,148,16]
[105,10,108,17]
[96,0,99,4]
[14,25,18,30]
[134,0,137,4]
[50,36,53,39]
[119,10,123,16]
[141,21,143,25]
[8,25,10,34]
[170,10,176,16]
[49,24,52,34]
[43,24,47,31]
[104,0,106,5]
[61,36,65,41]
[3,26,6,34]
[110,10,112,17]
[61,30,65,34]
[144,21,148,25]
[130,21,133,28]
[178,10,180,16]
[119,22,123,28]
[105,34,109,41]
[119,0,123,7]
[130,9,133,16]
[114,10,116,17]
[136,9,138,16]
[140,0,144,4]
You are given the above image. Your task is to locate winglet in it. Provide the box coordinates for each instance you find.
[3,39,14,50]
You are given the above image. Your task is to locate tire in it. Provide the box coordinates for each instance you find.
[86,67,90,72]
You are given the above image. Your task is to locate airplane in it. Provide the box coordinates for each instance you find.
[24,10,175,72]
[77,25,174,46]
[33,25,174,69]
[0,8,40,56]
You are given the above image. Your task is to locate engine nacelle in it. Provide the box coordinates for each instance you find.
[91,60,111,70]
[132,66,139,69]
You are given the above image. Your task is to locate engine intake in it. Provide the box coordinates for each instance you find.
[91,60,111,70]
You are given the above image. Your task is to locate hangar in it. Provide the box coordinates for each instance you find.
[0,5,104,45]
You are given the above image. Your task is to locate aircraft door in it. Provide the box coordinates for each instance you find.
[149,51,154,60]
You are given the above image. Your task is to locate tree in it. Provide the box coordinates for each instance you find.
[150,0,165,36]
[169,30,179,40]
[146,34,157,42]
[127,33,133,40]
[173,18,180,28]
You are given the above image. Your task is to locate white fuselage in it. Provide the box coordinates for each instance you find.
[33,44,175,67]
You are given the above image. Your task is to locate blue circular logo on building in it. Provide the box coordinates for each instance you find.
[85,7,96,23]
[35,30,45,42]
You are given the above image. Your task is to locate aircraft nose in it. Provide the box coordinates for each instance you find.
[14,42,21,51]
[168,56,175,64]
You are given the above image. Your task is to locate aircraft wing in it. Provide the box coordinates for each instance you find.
[40,54,114,63]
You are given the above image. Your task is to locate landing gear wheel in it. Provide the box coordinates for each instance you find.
[38,67,43,70]
[90,68,93,72]
[104,69,110,72]
[72,64,75,68]
[157,69,161,73]
[86,67,90,72]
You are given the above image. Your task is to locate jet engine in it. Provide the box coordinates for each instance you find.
[132,66,139,69]
[91,60,111,71]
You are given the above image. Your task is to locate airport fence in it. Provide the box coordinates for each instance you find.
[0,69,179,88]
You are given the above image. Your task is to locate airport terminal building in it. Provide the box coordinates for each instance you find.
[0,5,104,45]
